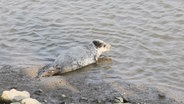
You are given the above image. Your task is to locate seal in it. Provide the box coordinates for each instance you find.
[36,39,111,78]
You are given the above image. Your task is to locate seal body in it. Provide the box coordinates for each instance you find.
[53,43,98,73]
[36,39,111,78]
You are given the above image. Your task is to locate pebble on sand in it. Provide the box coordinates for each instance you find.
[1,89,41,104]
[21,98,41,104]
[1,89,30,101]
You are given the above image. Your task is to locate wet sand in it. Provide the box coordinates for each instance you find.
[0,65,182,104]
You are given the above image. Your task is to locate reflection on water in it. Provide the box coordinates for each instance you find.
[0,0,184,101]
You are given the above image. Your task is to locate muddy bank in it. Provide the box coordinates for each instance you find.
[0,65,182,104]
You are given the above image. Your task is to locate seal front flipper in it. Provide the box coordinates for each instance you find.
[97,55,112,64]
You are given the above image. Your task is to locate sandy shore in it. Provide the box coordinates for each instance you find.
[0,65,182,104]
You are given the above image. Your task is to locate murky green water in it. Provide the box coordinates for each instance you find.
[0,0,184,101]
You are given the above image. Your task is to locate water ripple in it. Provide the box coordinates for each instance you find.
[0,0,184,101]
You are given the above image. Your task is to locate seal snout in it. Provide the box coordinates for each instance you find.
[106,44,112,51]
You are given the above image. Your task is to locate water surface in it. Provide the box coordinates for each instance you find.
[0,0,184,101]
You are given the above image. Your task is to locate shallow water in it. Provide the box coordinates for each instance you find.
[0,0,184,100]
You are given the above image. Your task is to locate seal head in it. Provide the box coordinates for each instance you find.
[92,39,111,60]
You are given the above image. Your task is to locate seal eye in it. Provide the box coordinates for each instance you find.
[103,45,106,47]
[93,40,103,48]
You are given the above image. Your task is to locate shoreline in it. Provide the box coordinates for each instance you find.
[0,65,183,104]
